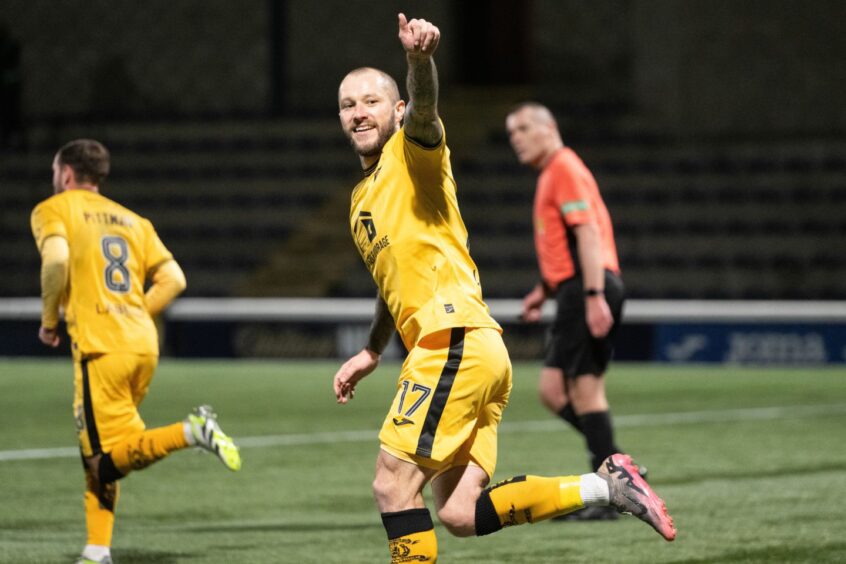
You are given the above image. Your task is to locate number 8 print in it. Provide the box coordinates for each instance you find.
[102,235,130,293]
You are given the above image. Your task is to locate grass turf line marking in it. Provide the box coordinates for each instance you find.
[2,403,846,462]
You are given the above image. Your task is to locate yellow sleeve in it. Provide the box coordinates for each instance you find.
[31,199,67,251]
[39,236,70,329]
[141,218,174,272]
[401,118,446,172]
[145,259,186,317]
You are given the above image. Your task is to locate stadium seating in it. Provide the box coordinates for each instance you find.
[2,116,844,300]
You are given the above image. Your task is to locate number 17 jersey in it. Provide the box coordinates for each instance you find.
[31,189,173,357]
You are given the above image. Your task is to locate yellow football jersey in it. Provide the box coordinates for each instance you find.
[349,124,501,350]
[31,189,172,356]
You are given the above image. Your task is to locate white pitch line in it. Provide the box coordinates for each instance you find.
[2,403,845,462]
[0,446,80,461]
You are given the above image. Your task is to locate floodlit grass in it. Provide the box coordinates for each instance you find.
[1,359,845,563]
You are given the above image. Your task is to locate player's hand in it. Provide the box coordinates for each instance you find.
[38,326,60,347]
[521,283,546,323]
[585,296,613,338]
[333,348,381,404]
[398,13,440,58]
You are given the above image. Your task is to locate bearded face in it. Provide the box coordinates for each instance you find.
[338,70,404,163]
[346,117,398,158]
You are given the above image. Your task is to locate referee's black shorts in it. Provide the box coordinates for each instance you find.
[543,270,625,378]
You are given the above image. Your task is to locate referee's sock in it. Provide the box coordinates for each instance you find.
[556,403,584,433]
[579,410,620,471]
[475,474,590,535]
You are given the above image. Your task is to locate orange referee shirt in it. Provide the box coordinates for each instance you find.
[533,147,620,289]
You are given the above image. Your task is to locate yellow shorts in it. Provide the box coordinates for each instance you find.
[379,327,512,479]
[73,353,157,457]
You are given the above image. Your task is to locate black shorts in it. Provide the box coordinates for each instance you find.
[543,270,625,378]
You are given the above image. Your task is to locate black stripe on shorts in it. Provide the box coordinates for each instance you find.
[416,328,465,458]
[81,358,102,455]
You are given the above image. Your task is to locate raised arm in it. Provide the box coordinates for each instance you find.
[397,13,442,146]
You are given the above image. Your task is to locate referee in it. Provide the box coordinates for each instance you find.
[506,102,631,521]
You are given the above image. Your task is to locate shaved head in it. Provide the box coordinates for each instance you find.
[339,67,401,106]
[507,102,558,128]
[338,67,406,168]
[505,101,564,169]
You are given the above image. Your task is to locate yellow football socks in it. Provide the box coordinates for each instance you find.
[108,422,189,475]
[388,528,438,563]
[475,475,584,535]
[382,508,438,563]
[83,469,119,546]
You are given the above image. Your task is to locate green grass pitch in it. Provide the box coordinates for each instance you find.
[1,358,845,563]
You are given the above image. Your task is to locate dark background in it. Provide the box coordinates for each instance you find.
[2,0,845,302]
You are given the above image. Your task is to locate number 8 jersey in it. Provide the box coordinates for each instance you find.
[31,190,172,357]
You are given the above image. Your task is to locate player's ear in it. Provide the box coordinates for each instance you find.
[395,100,406,124]
[64,164,78,188]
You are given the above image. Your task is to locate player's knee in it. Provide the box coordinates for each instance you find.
[537,381,564,412]
[537,385,557,411]
[372,475,390,505]
[372,474,410,511]
[436,504,475,537]
[82,454,101,480]
[569,377,605,410]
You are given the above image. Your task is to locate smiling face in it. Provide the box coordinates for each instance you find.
[338,68,405,167]
[506,105,561,169]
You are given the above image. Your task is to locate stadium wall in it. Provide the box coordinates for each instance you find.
[2,298,844,365]
[1,1,843,134]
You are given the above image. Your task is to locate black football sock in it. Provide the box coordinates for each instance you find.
[381,508,437,562]
[556,404,583,433]
[579,410,620,471]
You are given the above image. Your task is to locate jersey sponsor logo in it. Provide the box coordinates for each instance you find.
[357,211,378,243]
[364,235,390,269]
[355,211,391,268]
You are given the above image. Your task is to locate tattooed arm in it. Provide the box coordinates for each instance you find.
[366,295,395,355]
[397,13,443,146]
